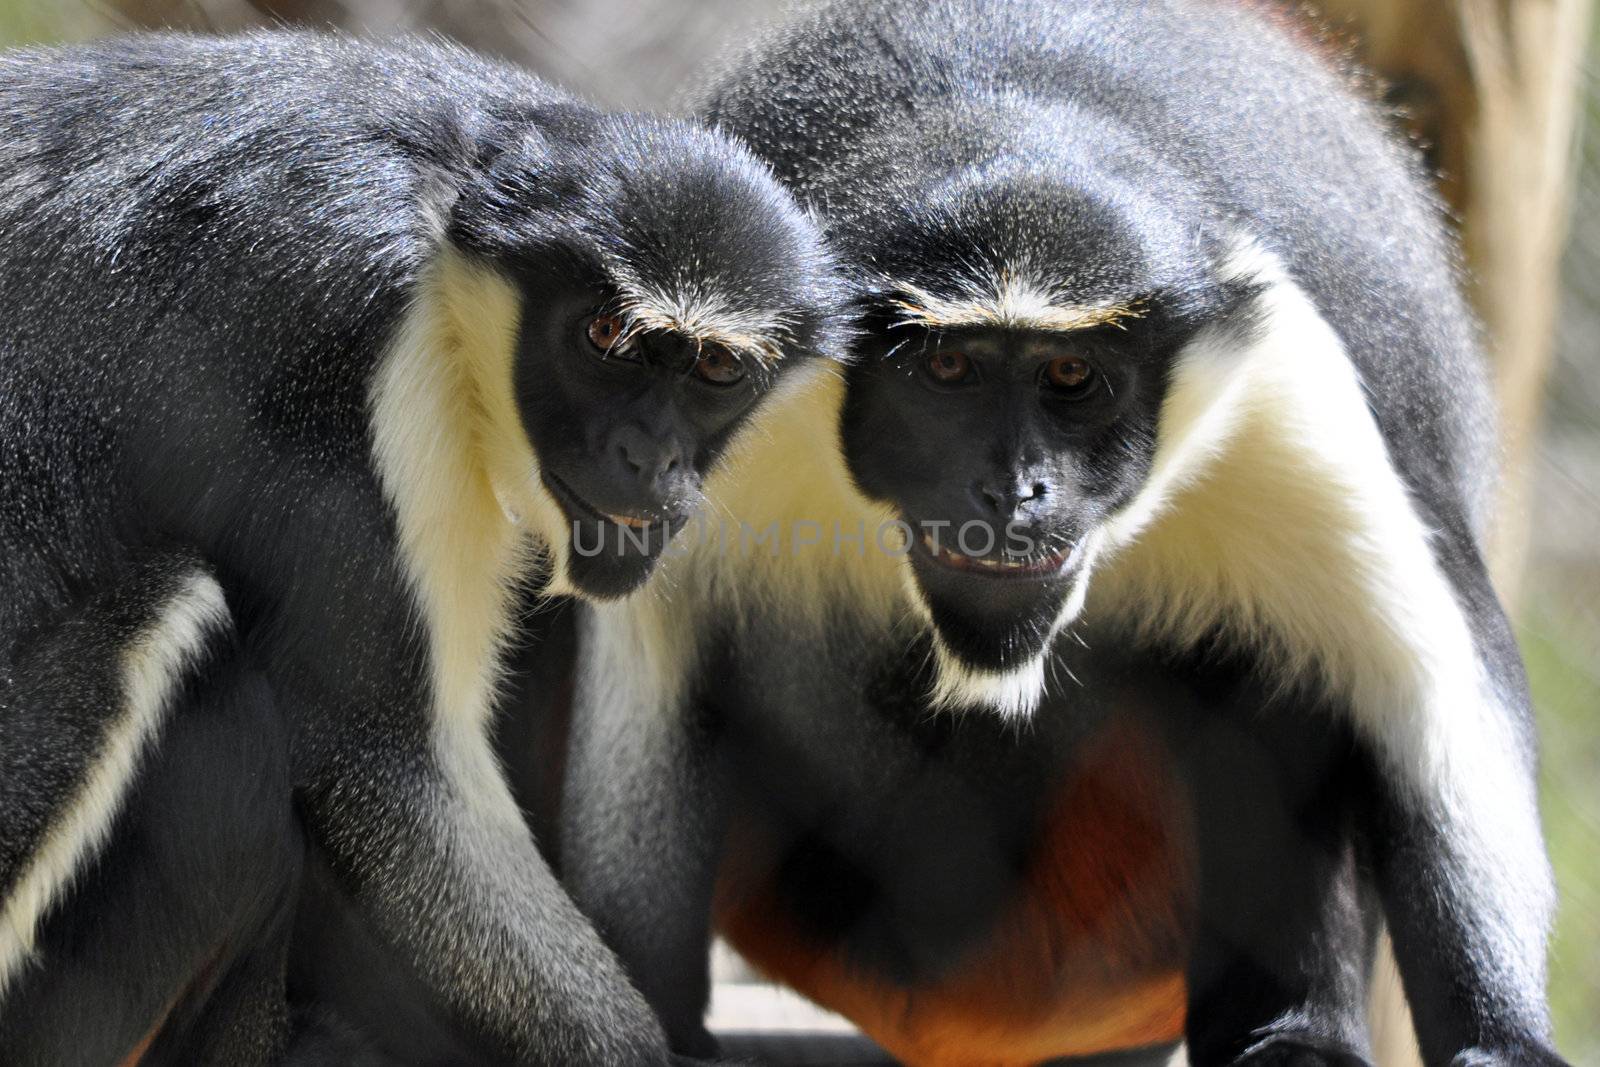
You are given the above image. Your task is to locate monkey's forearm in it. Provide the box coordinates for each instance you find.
[560,643,726,1058]
[303,749,670,1066]
[1363,723,1561,1067]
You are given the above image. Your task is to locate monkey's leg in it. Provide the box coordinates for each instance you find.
[61,663,299,1067]
[559,609,729,1059]
[1176,671,1377,1067]
[284,593,715,1067]
[0,557,302,1065]
[0,557,231,1059]
[280,1005,398,1067]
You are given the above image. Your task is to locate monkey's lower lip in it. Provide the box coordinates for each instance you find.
[914,533,1081,580]
[542,473,682,535]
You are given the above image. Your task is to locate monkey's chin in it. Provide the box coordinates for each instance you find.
[562,533,662,600]
[541,474,688,600]
[907,537,1087,716]
[557,514,695,600]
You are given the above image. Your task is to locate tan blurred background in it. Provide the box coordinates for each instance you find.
[0,0,1595,1060]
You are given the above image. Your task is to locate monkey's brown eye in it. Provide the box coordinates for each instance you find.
[694,346,746,386]
[926,349,972,385]
[1044,355,1095,393]
[585,314,628,354]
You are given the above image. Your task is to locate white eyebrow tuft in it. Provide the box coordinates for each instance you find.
[613,278,796,364]
[887,270,1145,333]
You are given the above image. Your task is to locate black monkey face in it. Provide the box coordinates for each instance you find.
[513,279,778,599]
[840,321,1169,684]
[819,160,1235,710]
[452,112,846,600]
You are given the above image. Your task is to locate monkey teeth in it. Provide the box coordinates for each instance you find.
[919,533,1072,577]
[605,512,656,530]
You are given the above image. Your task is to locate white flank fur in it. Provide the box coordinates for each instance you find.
[1091,238,1553,991]
[680,362,906,628]
[367,246,562,847]
[0,571,229,997]
[575,591,699,803]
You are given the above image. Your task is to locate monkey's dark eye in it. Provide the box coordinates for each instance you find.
[693,345,746,386]
[1043,355,1095,394]
[585,314,636,359]
[925,349,972,385]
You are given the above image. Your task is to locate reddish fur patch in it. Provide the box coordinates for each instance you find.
[117,1029,158,1067]
[116,995,176,1067]
[717,713,1196,1067]
[115,943,227,1067]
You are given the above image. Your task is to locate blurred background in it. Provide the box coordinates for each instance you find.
[0,0,1594,1060]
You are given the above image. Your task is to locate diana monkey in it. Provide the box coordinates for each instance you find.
[0,32,843,1066]
[554,1,1569,1064]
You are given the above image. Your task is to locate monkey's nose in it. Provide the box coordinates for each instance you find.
[976,477,1049,519]
[613,425,687,497]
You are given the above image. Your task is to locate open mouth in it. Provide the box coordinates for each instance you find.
[542,472,683,538]
[913,531,1083,580]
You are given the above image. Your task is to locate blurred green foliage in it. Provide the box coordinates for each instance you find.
[1526,614,1600,1062]
[0,0,83,46]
